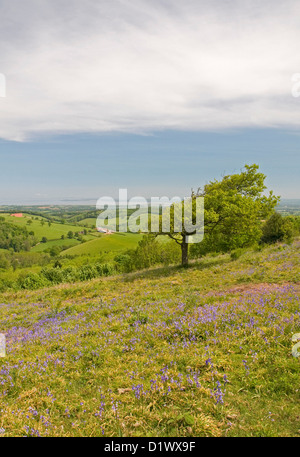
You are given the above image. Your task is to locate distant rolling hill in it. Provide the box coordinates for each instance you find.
[60,232,143,257]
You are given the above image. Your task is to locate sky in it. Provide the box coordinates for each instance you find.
[0,0,299,204]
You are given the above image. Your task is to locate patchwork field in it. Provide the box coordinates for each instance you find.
[0,241,299,437]
[0,212,144,259]
[0,213,86,242]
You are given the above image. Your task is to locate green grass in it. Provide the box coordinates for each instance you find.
[79,213,160,230]
[60,232,143,257]
[78,217,97,227]
[0,240,299,437]
[1,213,144,259]
[31,238,81,252]
[0,213,87,242]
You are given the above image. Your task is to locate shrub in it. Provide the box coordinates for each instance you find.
[159,241,181,266]
[41,267,64,284]
[96,263,115,276]
[261,213,294,244]
[0,253,10,269]
[0,278,16,292]
[114,254,134,273]
[78,264,98,281]
[61,266,79,283]
[18,273,48,290]
[49,246,62,257]
[230,248,244,260]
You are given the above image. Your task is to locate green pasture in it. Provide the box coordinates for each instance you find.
[60,232,143,257]
[0,213,88,242]
[31,238,81,252]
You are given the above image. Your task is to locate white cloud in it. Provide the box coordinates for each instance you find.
[0,0,300,141]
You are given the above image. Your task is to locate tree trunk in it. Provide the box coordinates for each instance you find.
[181,240,188,266]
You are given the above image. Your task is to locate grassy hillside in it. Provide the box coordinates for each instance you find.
[0,240,299,437]
[0,213,86,242]
[0,213,143,261]
[31,238,81,252]
[60,232,143,257]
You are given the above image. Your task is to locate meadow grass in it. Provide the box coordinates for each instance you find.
[0,213,86,242]
[0,241,299,437]
[31,238,81,252]
[60,232,143,257]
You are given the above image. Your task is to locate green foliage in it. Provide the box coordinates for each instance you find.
[114,254,134,273]
[95,263,115,276]
[261,213,295,244]
[159,240,181,266]
[230,248,245,260]
[114,235,181,273]
[49,246,62,257]
[13,261,117,290]
[292,216,300,234]
[60,266,79,282]
[78,264,98,281]
[0,253,10,269]
[18,272,49,289]
[0,220,36,252]
[191,164,279,259]
[133,236,161,270]
[41,267,64,284]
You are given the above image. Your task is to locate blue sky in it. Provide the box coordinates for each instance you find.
[0,127,299,204]
[0,1,299,204]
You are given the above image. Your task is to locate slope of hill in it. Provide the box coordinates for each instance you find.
[0,241,299,437]
[0,213,87,243]
[60,232,143,257]
[0,212,144,259]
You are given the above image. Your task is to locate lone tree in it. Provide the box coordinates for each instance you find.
[154,192,202,266]
[156,164,279,266]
